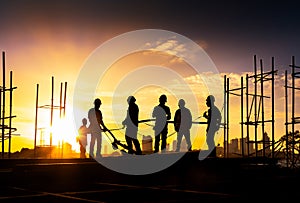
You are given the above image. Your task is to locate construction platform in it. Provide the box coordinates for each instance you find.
[0,151,299,202]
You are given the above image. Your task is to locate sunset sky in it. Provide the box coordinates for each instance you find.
[0,0,299,154]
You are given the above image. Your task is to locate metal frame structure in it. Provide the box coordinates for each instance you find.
[224,55,277,159]
[285,56,300,168]
[245,56,276,158]
[0,51,17,159]
[223,75,245,158]
[34,76,67,158]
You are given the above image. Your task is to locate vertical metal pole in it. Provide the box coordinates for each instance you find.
[50,76,54,151]
[291,56,295,164]
[254,55,258,157]
[64,82,67,117]
[59,82,63,117]
[241,76,244,157]
[2,51,5,158]
[285,70,289,167]
[34,84,39,158]
[0,88,1,158]
[224,75,227,157]
[8,71,12,158]
[62,82,67,158]
[271,57,275,159]
[246,74,250,156]
[227,78,230,158]
[260,59,265,157]
[59,82,63,157]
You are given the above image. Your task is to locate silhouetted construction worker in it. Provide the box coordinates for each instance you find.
[88,98,108,158]
[122,96,142,155]
[174,99,192,152]
[152,94,171,153]
[203,95,221,157]
[77,118,89,158]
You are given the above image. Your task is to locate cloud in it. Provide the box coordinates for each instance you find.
[147,38,187,57]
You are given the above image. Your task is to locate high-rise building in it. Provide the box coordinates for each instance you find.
[230,138,239,154]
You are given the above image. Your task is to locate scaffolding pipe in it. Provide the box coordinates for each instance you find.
[226,77,230,157]
[223,75,227,157]
[64,82,67,117]
[62,81,67,157]
[1,52,4,158]
[246,74,250,156]
[260,59,265,157]
[241,76,244,157]
[254,55,258,157]
[50,76,54,148]
[291,56,295,163]
[271,57,275,159]
[285,70,289,167]
[60,82,63,118]
[59,82,63,157]
[8,71,12,158]
[1,51,5,158]
[34,84,39,158]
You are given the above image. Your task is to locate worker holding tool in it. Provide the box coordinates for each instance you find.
[122,96,142,155]
[203,95,221,158]
[152,94,171,153]
[174,99,193,152]
[88,98,108,158]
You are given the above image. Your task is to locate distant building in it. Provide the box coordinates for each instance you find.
[172,140,177,152]
[229,138,239,154]
[10,142,78,159]
[263,132,271,154]
[142,135,153,154]
[240,137,248,155]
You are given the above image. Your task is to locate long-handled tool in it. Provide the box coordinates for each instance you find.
[138,119,207,124]
[103,128,137,154]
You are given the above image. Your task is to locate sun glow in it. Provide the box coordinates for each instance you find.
[36,112,79,153]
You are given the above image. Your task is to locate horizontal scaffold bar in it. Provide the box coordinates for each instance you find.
[1,115,16,119]
[242,120,274,125]
[0,87,17,92]
[228,87,245,92]
[38,105,65,109]
[284,86,300,90]
[247,70,277,78]
[246,93,270,98]
[289,64,300,68]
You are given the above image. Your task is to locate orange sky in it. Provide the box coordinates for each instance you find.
[0,0,299,155]
[3,44,298,154]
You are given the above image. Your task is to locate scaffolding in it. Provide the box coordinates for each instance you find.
[0,51,18,158]
[284,56,300,168]
[34,76,67,158]
[224,55,277,159]
[223,75,245,158]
